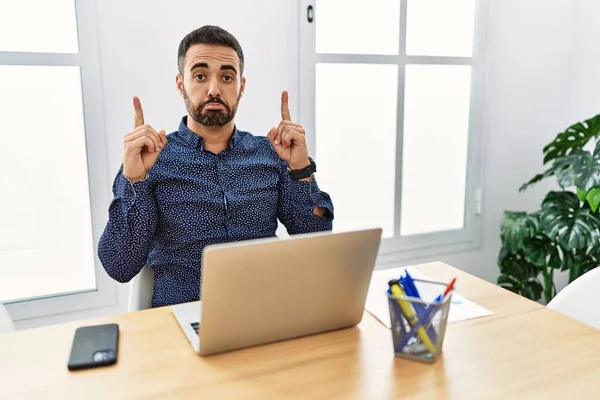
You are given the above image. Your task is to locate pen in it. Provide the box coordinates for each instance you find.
[404,271,421,299]
[434,278,456,302]
[388,280,436,354]
[402,272,437,342]
[387,286,403,317]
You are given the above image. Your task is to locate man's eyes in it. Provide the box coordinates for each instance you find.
[193,74,234,82]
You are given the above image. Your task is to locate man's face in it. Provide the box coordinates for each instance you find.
[176,44,245,127]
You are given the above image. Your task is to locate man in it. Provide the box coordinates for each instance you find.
[98,26,334,307]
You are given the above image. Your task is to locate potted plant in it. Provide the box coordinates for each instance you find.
[498,114,600,303]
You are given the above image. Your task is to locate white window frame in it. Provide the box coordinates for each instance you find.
[299,0,489,264]
[0,0,116,320]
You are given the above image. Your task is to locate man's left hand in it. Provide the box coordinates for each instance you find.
[267,91,310,170]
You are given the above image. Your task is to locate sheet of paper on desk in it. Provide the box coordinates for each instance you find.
[364,267,494,328]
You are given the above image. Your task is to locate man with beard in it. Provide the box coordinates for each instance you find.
[98,26,334,307]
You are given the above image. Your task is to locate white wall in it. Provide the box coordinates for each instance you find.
[15,0,600,328]
[569,1,600,122]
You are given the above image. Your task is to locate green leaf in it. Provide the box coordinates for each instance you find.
[566,251,598,283]
[540,191,600,250]
[576,187,589,202]
[590,245,600,263]
[520,281,544,301]
[553,149,600,191]
[543,114,600,165]
[497,248,543,301]
[560,247,574,271]
[586,188,600,212]
[570,262,581,284]
[500,212,540,252]
[553,154,578,189]
[522,237,560,268]
[519,168,554,192]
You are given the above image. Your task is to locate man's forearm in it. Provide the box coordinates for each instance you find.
[98,172,158,282]
[278,166,334,234]
[294,172,328,217]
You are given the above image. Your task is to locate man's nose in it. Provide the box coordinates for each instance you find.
[207,78,222,98]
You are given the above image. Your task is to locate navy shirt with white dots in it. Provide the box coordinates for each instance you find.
[98,117,334,307]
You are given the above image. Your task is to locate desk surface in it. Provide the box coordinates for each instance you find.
[2,262,600,399]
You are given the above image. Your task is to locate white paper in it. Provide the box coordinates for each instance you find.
[365,266,493,328]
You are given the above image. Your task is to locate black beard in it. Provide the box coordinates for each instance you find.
[184,94,240,127]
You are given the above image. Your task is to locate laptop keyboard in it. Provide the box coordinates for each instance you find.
[190,322,200,335]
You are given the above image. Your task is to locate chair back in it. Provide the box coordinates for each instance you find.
[547,267,600,329]
[127,265,155,312]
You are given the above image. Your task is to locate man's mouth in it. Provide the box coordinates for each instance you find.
[204,103,226,111]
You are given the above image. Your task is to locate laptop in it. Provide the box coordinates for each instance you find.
[171,227,382,356]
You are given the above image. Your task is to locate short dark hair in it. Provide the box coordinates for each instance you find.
[177,25,244,76]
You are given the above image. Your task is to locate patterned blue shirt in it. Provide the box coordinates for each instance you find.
[98,117,334,307]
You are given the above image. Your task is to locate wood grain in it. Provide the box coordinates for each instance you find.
[2,262,600,399]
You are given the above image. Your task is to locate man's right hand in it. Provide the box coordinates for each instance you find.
[123,96,168,182]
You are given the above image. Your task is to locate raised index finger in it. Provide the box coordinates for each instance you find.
[133,96,144,128]
[281,90,292,121]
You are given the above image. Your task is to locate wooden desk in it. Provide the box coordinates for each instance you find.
[2,262,600,399]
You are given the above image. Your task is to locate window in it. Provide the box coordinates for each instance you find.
[300,0,487,262]
[0,0,114,320]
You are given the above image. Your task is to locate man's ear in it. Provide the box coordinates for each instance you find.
[240,76,246,98]
[175,73,184,97]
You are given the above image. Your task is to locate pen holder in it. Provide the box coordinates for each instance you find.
[387,279,453,363]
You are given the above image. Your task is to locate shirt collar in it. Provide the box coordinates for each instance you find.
[178,116,241,151]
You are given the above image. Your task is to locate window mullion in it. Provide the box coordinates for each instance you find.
[0,52,80,66]
[394,0,408,237]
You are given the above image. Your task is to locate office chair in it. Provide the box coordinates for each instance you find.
[0,302,15,333]
[127,265,155,312]
[546,267,600,329]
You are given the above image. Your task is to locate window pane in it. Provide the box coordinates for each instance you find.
[316,63,398,237]
[316,0,400,55]
[400,65,472,236]
[0,0,79,53]
[0,66,95,303]
[406,0,476,57]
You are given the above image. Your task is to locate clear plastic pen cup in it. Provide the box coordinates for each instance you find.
[387,279,453,363]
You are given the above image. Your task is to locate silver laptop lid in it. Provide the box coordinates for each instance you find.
[197,228,382,356]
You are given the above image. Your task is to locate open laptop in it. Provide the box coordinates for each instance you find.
[171,227,382,356]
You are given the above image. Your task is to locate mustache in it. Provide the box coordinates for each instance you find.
[199,98,229,111]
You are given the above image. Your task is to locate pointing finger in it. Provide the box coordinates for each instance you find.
[133,96,144,128]
[281,90,292,121]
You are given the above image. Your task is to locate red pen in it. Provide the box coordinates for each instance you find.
[434,277,456,302]
[442,278,457,297]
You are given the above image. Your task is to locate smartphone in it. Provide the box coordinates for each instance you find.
[67,323,119,371]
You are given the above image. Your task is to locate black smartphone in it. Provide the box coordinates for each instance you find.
[67,323,119,371]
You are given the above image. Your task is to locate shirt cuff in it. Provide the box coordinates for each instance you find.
[287,176,334,220]
[114,173,151,209]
